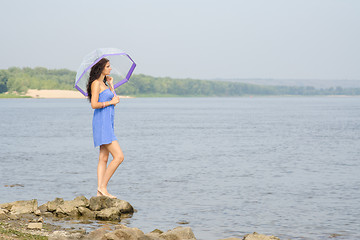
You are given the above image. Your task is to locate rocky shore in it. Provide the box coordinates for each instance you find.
[0,196,280,240]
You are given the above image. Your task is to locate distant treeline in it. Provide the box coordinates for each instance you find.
[1,67,360,96]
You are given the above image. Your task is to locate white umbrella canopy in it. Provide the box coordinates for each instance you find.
[75,48,136,96]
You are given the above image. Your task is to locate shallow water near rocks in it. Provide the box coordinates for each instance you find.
[1,97,359,240]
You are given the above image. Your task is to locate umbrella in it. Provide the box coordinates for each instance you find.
[75,48,136,96]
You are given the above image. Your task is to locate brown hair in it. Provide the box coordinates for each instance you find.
[86,58,109,101]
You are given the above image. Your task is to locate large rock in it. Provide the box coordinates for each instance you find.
[47,198,64,212]
[96,207,122,221]
[85,227,111,240]
[49,230,84,240]
[89,196,134,214]
[78,206,96,219]
[159,227,196,240]
[104,225,147,240]
[55,196,89,217]
[9,199,38,215]
[243,232,280,240]
[89,196,115,211]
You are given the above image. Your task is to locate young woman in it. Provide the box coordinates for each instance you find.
[86,58,123,199]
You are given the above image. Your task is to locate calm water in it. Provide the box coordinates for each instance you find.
[0,97,359,240]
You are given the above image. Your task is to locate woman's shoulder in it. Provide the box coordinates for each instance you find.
[91,80,101,88]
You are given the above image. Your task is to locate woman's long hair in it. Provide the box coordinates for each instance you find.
[86,58,109,102]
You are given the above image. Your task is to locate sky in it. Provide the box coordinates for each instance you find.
[1,0,359,80]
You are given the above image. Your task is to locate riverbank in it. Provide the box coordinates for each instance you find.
[0,197,280,240]
[0,89,133,99]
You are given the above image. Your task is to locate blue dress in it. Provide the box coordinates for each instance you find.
[92,88,117,147]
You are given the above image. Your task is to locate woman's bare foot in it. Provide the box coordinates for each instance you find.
[97,188,117,199]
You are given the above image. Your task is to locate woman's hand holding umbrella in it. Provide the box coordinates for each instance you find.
[107,76,120,106]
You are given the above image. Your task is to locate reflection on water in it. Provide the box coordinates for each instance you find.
[1,97,359,240]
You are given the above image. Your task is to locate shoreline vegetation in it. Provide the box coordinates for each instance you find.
[1,67,360,99]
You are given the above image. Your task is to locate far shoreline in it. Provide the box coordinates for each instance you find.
[0,90,359,99]
[0,89,133,99]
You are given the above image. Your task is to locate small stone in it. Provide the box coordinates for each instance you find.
[34,209,41,216]
[28,222,42,229]
[150,229,163,234]
[37,217,44,222]
[177,220,190,225]
[243,232,280,240]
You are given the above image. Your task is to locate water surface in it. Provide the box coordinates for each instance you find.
[0,97,359,239]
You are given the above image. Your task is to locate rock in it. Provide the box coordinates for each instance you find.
[47,198,64,212]
[73,196,90,208]
[34,209,41,216]
[96,207,121,221]
[37,216,44,222]
[0,202,12,210]
[145,229,164,239]
[219,238,241,240]
[243,232,280,240]
[54,196,89,217]
[27,222,42,229]
[112,199,134,214]
[105,225,147,240]
[89,196,114,211]
[159,227,196,240]
[151,229,163,234]
[43,212,54,217]
[86,227,111,240]
[8,213,20,220]
[78,206,96,219]
[9,199,38,215]
[49,230,84,240]
[39,203,48,213]
[0,209,8,220]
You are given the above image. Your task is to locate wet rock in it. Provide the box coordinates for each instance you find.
[9,199,38,215]
[112,199,134,214]
[78,206,96,218]
[27,222,43,229]
[96,207,122,221]
[159,226,196,240]
[243,232,280,240]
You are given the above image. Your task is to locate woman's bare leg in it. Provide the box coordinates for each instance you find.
[98,140,124,198]
[97,145,109,196]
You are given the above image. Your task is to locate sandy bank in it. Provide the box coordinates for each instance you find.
[25,89,133,99]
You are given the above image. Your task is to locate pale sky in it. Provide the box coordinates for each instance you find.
[1,0,359,80]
